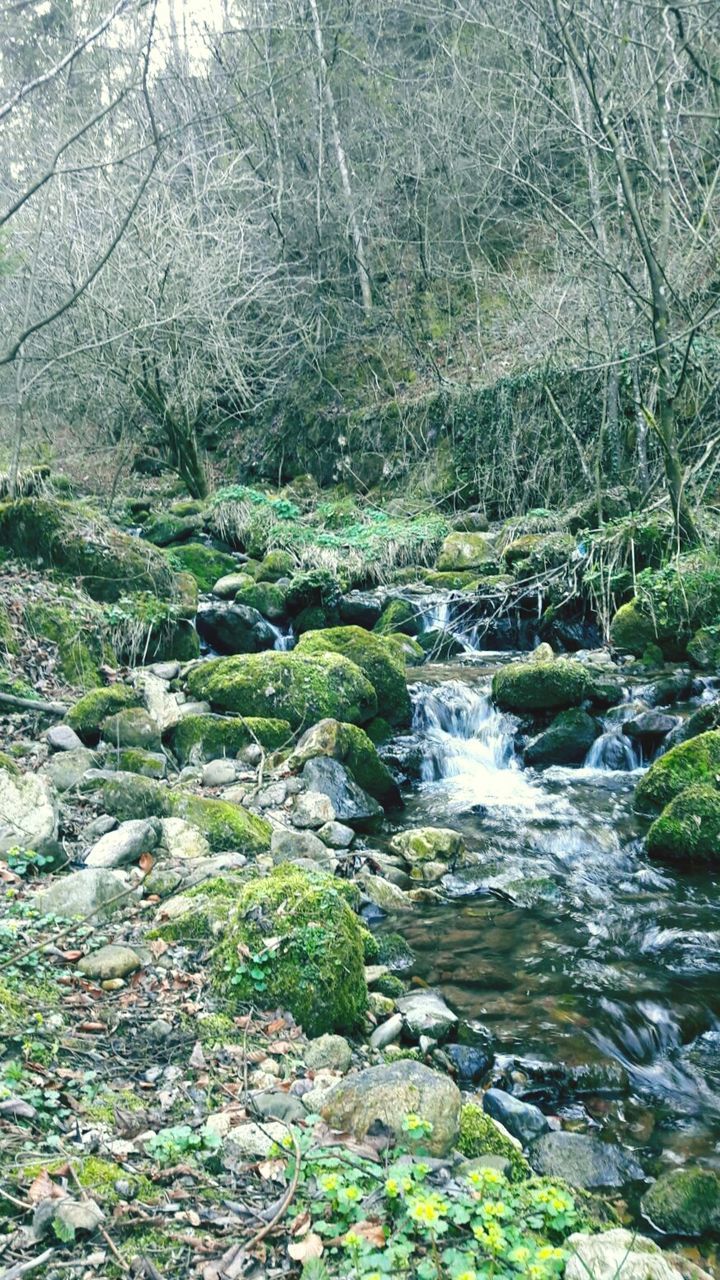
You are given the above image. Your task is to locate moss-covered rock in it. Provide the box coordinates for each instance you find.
[213,865,367,1035]
[67,685,141,743]
[423,570,479,590]
[492,658,589,712]
[98,772,270,853]
[169,714,291,765]
[389,826,465,865]
[418,629,465,661]
[457,1103,529,1180]
[298,626,411,726]
[436,531,498,572]
[287,718,400,806]
[641,1166,720,1237]
[24,596,108,688]
[634,731,720,814]
[609,601,662,657]
[257,549,295,581]
[142,513,202,547]
[211,571,256,599]
[373,599,422,637]
[234,581,288,621]
[524,708,599,766]
[100,707,162,751]
[167,543,238,593]
[382,632,425,666]
[185,650,377,729]
[294,604,340,635]
[285,569,342,616]
[116,748,166,779]
[0,498,176,602]
[646,785,720,866]
[688,626,720,671]
[0,665,36,700]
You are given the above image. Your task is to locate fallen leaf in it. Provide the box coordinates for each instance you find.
[61,950,83,962]
[288,1233,323,1262]
[289,1211,311,1237]
[265,1040,294,1055]
[149,938,169,958]
[257,1158,286,1182]
[28,1170,63,1204]
[353,1219,386,1247]
[139,851,154,873]
[189,1041,207,1070]
[76,1021,106,1033]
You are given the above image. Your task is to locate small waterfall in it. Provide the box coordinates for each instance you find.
[271,624,295,651]
[585,730,641,772]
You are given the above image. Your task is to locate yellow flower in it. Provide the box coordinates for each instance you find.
[455,1272,477,1280]
[408,1195,447,1226]
[537,1245,565,1261]
[320,1174,339,1193]
[509,1246,531,1263]
[479,1198,508,1218]
[343,1185,361,1201]
[343,1231,361,1248]
[280,1133,293,1149]
[468,1167,504,1187]
[385,1177,400,1197]
[551,1195,570,1212]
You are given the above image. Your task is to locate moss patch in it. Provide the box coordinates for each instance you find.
[169,713,292,764]
[98,773,271,853]
[297,626,411,726]
[166,543,238,592]
[288,718,399,805]
[185,650,377,729]
[66,685,141,743]
[646,784,720,866]
[634,731,720,814]
[213,864,367,1036]
[492,658,589,712]
[457,1103,529,1180]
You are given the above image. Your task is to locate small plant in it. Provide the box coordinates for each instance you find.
[146,1123,222,1166]
[6,846,54,877]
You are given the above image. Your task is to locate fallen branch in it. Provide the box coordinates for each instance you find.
[0,691,67,716]
[0,1248,55,1280]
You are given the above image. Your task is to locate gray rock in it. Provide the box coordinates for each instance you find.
[77,944,142,980]
[483,1088,550,1146]
[147,661,180,680]
[445,1043,492,1084]
[46,724,83,752]
[202,759,237,787]
[159,817,210,861]
[357,871,414,913]
[82,815,118,843]
[564,1229,709,1280]
[252,1089,308,1124]
[0,767,58,854]
[101,707,162,751]
[86,818,160,868]
[256,781,288,809]
[43,747,97,793]
[321,1060,461,1156]
[196,604,276,655]
[130,670,185,733]
[529,1131,644,1189]
[224,1121,287,1159]
[271,825,336,870]
[212,572,253,600]
[34,868,135,920]
[369,1013,403,1050]
[623,711,679,743]
[317,820,354,849]
[148,1018,173,1040]
[396,989,457,1042]
[305,1034,352,1073]
[302,758,382,824]
[291,790,336,829]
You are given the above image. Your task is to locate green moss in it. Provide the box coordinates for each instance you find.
[142,513,201,547]
[376,932,415,969]
[646,784,720,866]
[364,716,394,744]
[24,598,107,688]
[0,664,37,700]
[492,658,589,712]
[418,629,465,661]
[360,926,380,962]
[213,864,368,1036]
[423,570,479,589]
[234,581,288,621]
[21,1156,157,1206]
[66,685,141,742]
[169,713,292,764]
[688,625,720,671]
[503,534,543,566]
[100,772,166,819]
[257,548,295,580]
[297,626,411,726]
[373,599,422,638]
[634,731,720,814]
[166,792,271,854]
[381,633,426,666]
[458,1104,529,1180]
[609,601,662,657]
[436,532,499,573]
[289,718,399,805]
[284,568,342,615]
[641,1167,720,1236]
[373,974,406,998]
[185,650,377,730]
[117,748,166,778]
[0,498,176,602]
[166,543,238,592]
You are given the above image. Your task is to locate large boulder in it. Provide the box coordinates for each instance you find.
[185,650,377,730]
[529,1131,644,1190]
[647,785,720,867]
[166,543,237,593]
[195,604,277,654]
[321,1060,461,1155]
[610,600,665,657]
[297,626,411,726]
[395,989,457,1042]
[66,686,141,744]
[234,581,288,621]
[0,498,177,602]
[565,1229,710,1280]
[634,731,720,814]
[688,626,720,672]
[0,768,58,855]
[373,599,422,638]
[34,868,134,920]
[524,708,599,766]
[288,719,399,807]
[213,865,367,1036]
[169,714,291,765]
[493,658,589,712]
[436,531,498,572]
[389,826,466,866]
[641,1167,720,1238]
[85,818,161,869]
[301,757,382,823]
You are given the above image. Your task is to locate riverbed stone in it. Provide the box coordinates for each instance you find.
[302,757,382,824]
[0,767,58,854]
[101,707,162,751]
[77,944,142,981]
[437,531,498,572]
[305,1034,352,1073]
[297,626,412,727]
[564,1229,709,1280]
[321,1060,461,1155]
[524,709,599,766]
[389,826,466,866]
[396,989,457,1042]
[34,868,135,920]
[483,1088,550,1146]
[212,572,256,600]
[357,871,414,913]
[46,724,84,752]
[317,820,354,848]
[291,790,336,829]
[445,1043,492,1084]
[43,746,97,792]
[641,1167,720,1237]
[287,718,400,806]
[271,825,336,870]
[634,730,720,814]
[529,1130,644,1189]
[492,658,589,712]
[196,603,277,654]
[647,784,720,867]
[201,759,237,787]
[86,818,160,868]
[159,817,211,861]
[369,1013,403,1049]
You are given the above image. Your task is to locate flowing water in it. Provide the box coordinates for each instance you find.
[385,652,720,1172]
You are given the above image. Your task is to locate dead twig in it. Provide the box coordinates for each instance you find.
[0,1248,56,1280]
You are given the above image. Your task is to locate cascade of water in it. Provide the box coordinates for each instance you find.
[271,624,295,651]
[584,730,641,772]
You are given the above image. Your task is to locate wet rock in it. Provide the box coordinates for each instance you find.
[78,944,142,980]
[643,673,696,707]
[86,818,160,868]
[483,1088,550,1146]
[529,1131,645,1189]
[418,629,466,661]
[445,1043,492,1085]
[271,825,336,871]
[0,767,58,854]
[202,759,237,787]
[317,820,354,848]
[212,572,256,599]
[46,724,83,752]
[302,757,382,823]
[623,711,679,746]
[357,871,414,913]
[321,1060,461,1156]
[305,1034,352,1073]
[493,657,589,712]
[196,604,276,654]
[291,790,336,829]
[665,699,720,747]
[565,1229,708,1280]
[389,826,466,866]
[396,989,457,1042]
[43,746,97,792]
[338,592,383,628]
[288,717,400,806]
[641,1166,720,1237]
[524,709,599,767]
[35,868,136,920]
